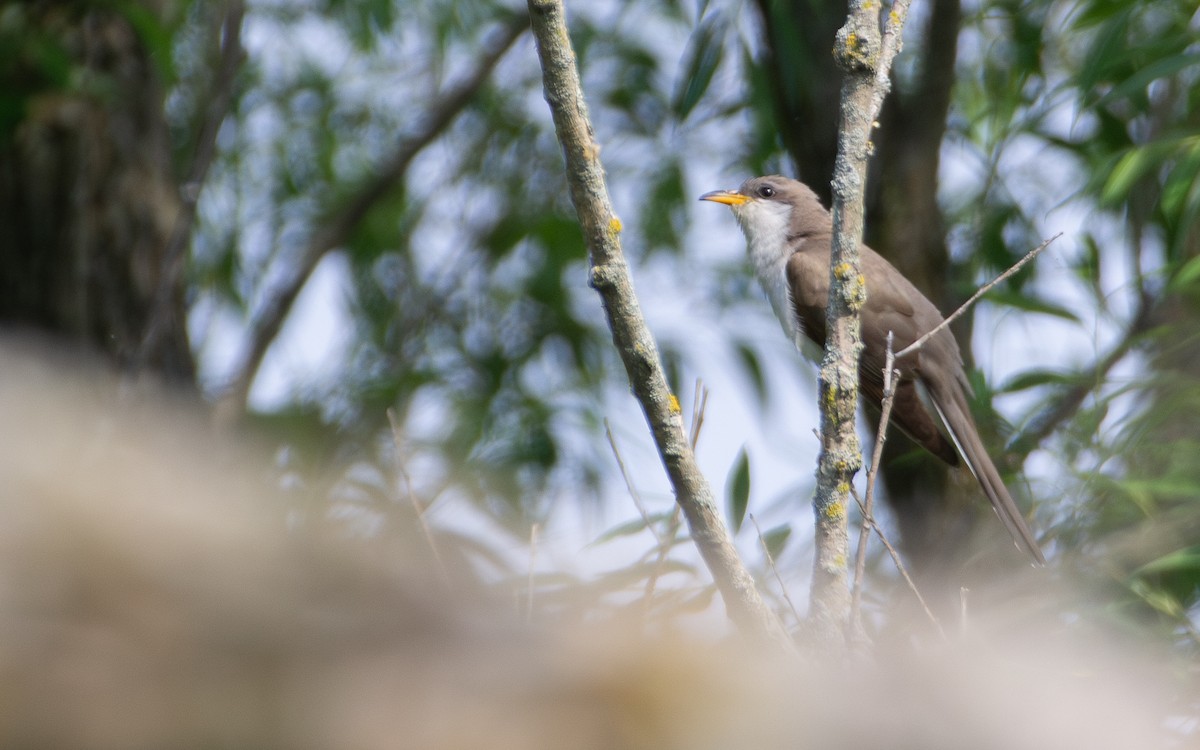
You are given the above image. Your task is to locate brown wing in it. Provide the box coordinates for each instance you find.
[787,244,959,466]
[861,246,1044,563]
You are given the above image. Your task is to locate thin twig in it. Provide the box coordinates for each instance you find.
[526,522,540,623]
[749,513,802,629]
[851,333,899,634]
[641,508,680,616]
[896,233,1062,360]
[604,418,663,547]
[386,408,449,584]
[689,377,709,450]
[850,486,946,640]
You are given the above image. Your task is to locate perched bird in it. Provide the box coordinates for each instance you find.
[701,175,1044,564]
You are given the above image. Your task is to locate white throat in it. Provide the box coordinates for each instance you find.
[734,201,813,357]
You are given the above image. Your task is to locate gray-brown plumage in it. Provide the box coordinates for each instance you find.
[701,175,1044,564]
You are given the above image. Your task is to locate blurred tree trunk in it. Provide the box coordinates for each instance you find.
[754,0,1009,585]
[0,3,194,383]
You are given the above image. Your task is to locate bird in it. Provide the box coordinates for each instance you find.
[700,175,1045,564]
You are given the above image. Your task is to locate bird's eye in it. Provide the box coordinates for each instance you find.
[757,185,776,198]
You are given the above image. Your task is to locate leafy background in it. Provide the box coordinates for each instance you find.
[3,0,1200,662]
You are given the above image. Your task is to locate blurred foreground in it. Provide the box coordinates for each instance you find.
[0,337,1185,749]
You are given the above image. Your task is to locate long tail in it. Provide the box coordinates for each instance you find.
[925,377,1046,565]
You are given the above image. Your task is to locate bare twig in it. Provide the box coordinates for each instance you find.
[851,333,899,634]
[216,16,528,418]
[689,377,709,450]
[749,513,802,629]
[526,522,540,623]
[850,487,946,639]
[896,233,1061,360]
[604,419,663,547]
[642,507,682,614]
[527,0,788,645]
[815,0,914,646]
[386,408,448,584]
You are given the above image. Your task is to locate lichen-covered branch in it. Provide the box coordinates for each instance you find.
[526,0,789,646]
[812,0,913,645]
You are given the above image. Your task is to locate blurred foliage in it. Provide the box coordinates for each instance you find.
[168,0,1200,643]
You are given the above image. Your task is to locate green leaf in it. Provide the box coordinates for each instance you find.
[590,511,675,546]
[1096,52,1200,107]
[1101,141,1178,206]
[761,523,792,559]
[1136,547,1200,577]
[999,368,1085,394]
[983,289,1081,322]
[641,158,685,251]
[671,12,723,121]
[734,341,767,407]
[1129,579,1183,618]
[1171,255,1200,292]
[726,446,750,533]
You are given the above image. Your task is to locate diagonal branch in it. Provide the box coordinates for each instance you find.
[896,233,1061,360]
[527,0,789,646]
[216,16,528,417]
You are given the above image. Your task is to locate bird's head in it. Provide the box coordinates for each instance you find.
[699,175,826,250]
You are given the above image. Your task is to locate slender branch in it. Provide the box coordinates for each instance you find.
[896,233,1061,360]
[815,0,914,646]
[527,0,789,646]
[526,522,540,623]
[688,377,710,450]
[851,334,898,634]
[604,419,664,547]
[216,16,528,418]
[850,486,946,638]
[386,408,449,585]
[750,513,802,629]
[643,507,682,612]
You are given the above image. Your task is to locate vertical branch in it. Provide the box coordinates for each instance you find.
[812,0,913,644]
[526,0,789,646]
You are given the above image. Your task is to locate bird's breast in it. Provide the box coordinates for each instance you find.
[747,239,820,363]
